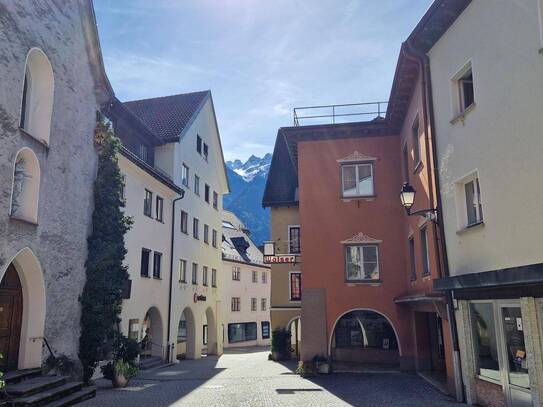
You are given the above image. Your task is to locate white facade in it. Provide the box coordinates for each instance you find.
[221,212,271,348]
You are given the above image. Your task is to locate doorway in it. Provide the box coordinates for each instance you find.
[0,265,23,371]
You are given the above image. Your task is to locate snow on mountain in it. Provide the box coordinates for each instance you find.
[226,153,272,182]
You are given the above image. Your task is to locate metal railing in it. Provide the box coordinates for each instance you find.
[30,336,57,362]
[293,101,388,126]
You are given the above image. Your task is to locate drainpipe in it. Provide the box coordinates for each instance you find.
[404,41,465,403]
[166,193,185,363]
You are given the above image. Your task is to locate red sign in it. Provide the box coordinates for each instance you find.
[264,255,296,264]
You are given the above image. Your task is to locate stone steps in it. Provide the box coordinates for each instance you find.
[139,356,163,370]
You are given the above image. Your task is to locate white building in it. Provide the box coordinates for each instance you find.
[221,211,271,348]
[107,90,229,362]
[424,1,543,406]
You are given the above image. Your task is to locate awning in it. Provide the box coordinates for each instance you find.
[394,293,445,304]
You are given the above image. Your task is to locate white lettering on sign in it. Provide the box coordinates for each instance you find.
[263,255,296,264]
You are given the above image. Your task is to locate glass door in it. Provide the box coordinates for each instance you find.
[499,305,532,407]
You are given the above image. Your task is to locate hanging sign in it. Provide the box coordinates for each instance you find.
[264,255,296,264]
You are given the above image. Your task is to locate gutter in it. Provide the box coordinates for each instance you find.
[404,40,465,403]
[166,193,185,362]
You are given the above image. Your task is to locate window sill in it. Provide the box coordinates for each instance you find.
[9,215,38,226]
[450,103,476,125]
[345,279,381,286]
[143,213,153,219]
[155,219,164,223]
[180,281,187,284]
[341,195,376,203]
[153,276,162,280]
[457,221,484,235]
[19,127,50,149]
[476,374,502,387]
[141,275,151,279]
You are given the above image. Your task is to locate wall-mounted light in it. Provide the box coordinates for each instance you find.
[400,182,437,221]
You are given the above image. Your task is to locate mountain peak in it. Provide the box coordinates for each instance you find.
[226,154,271,182]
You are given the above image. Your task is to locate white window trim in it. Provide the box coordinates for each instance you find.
[288,224,301,254]
[454,170,484,232]
[344,244,380,282]
[341,162,375,198]
[538,0,543,52]
[288,271,301,303]
[179,258,187,283]
[450,59,476,122]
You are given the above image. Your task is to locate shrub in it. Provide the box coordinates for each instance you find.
[271,328,291,355]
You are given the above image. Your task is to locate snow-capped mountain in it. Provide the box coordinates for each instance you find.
[223,154,272,245]
[226,153,272,182]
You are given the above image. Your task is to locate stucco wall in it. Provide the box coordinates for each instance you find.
[0,1,101,366]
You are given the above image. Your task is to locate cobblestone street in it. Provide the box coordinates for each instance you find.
[81,347,466,406]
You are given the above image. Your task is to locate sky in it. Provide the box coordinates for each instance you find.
[94,0,432,162]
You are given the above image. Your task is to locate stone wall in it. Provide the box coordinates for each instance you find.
[0,1,102,367]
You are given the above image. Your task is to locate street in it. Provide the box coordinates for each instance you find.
[81,347,466,406]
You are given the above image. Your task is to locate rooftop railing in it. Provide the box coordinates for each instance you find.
[293,101,388,126]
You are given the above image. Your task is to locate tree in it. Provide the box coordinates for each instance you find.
[79,112,132,382]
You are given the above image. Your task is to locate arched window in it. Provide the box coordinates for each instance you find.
[10,148,40,224]
[20,48,54,145]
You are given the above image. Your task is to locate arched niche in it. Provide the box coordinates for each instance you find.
[10,147,40,224]
[20,48,54,145]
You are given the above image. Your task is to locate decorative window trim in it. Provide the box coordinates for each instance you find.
[288,225,301,254]
[340,232,382,245]
[340,162,375,199]
[289,271,302,302]
[337,151,378,163]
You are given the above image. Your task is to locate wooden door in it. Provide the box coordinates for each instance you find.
[0,265,23,371]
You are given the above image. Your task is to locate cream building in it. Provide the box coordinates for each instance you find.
[426,1,543,406]
[221,211,271,348]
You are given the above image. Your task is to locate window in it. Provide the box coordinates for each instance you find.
[228,322,257,343]
[261,298,267,311]
[288,226,301,254]
[203,143,208,160]
[458,68,474,112]
[196,135,202,154]
[345,245,379,281]
[180,210,188,234]
[402,145,409,182]
[341,163,374,197]
[153,252,162,279]
[252,270,258,283]
[231,297,241,312]
[144,189,152,217]
[470,303,500,382]
[193,218,199,239]
[211,268,217,287]
[412,118,420,165]
[232,266,240,281]
[204,224,209,244]
[20,48,54,145]
[465,178,483,226]
[10,147,40,223]
[182,164,189,187]
[205,184,210,203]
[212,229,218,248]
[409,237,417,281]
[203,325,208,346]
[251,298,257,311]
[139,144,148,162]
[262,272,267,284]
[192,263,198,284]
[155,196,163,222]
[290,272,301,301]
[213,191,218,210]
[177,318,187,343]
[420,227,430,276]
[203,266,208,286]
[179,259,187,283]
[140,249,150,277]
[261,321,270,339]
[194,174,200,196]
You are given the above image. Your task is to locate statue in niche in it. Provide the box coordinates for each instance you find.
[11,157,32,216]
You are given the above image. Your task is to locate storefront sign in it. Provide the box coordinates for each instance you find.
[264,255,296,264]
[193,293,207,303]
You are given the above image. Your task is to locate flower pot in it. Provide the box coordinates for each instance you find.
[112,372,129,388]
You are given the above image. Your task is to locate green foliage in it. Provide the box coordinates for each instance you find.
[271,328,291,354]
[113,360,138,379]
[100,334,139,381]
[79,112,133,383]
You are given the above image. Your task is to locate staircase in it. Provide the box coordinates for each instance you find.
[138,356,163,370]
[2,369,95,406]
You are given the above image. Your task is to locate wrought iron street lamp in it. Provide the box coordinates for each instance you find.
[399,182,437,220]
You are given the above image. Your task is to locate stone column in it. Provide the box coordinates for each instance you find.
[520,297,543,406]
[456,300,477,405]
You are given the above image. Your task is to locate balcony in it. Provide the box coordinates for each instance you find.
[293,101,388,126]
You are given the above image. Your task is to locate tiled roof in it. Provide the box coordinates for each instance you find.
[123,90,210,141]
[222,213,267,267]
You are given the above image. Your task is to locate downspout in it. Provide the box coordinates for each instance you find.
[167,193,185,362]
[405,40,465,403]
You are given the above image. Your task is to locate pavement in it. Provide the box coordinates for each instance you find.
[80,347,466,406]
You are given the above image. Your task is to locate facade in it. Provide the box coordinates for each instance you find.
[0,0,110,372]
[428,1,543,406]
[107,91,229,361]
[221,211,270,348]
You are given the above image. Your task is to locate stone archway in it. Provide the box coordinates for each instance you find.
[205,307,217,356]
[287,316,301,359]
[177,307,197,359]
[141,306,164,359]
[329,309,400,369]
[0,248,46,370]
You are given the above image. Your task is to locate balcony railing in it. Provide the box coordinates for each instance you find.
[293,101,388,126]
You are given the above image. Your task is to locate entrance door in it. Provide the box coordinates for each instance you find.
[499,305,532,407]
[0,265,23,371]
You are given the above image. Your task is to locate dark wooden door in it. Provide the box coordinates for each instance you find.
[0,265,23,371]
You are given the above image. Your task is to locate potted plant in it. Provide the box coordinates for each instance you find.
[271,328,291,361]
[101,334,139,388]
[312,354,330,374]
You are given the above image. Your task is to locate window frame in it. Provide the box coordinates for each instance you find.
[455,171,484,231]
[196,135,202,154]
[231,297,241,312]
[194,174,200,196]
[288,225,301,254]
[261,298,267,311]
[252,270,258,283]
[212,229,218,248]
[180,210,188,234]
[289,271,302,302]
[155,195,164,222]
[408,236,417,281]
[205,184,210,203]
[262,271,267,284]
[140,248,151,278]
[213,191,218,210]
[203,143,208,160]
[211,268,217,287]
[420,226,431,277]
[192,262,198,285]
[251,297,257,312]
[193,217,199,240]
[412,116,421,168]
[344,244,380,282]
[182,163,190,187]
[204,224,209,244]
[340,162,375,198]
[153,251,162,279]
[202,266,208,286]
[144,189,153,217]
[464,177,484,227]
[232,266,240,281]
[179,259,187,283]
[451,60,475,120]
[261,321,270,339]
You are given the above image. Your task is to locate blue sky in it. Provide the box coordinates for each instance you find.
[94,0,432,161]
